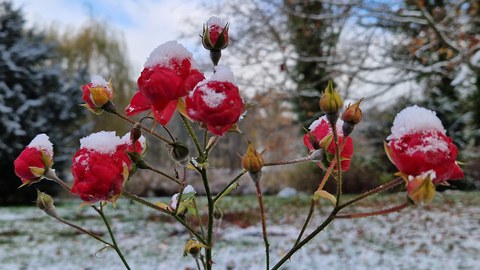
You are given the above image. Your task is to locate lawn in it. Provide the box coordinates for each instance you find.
[0,191,478,269]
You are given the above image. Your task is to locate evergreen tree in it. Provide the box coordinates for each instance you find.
[0,1,89,204]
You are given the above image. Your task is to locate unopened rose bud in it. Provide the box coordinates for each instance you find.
[319,80,343,121]
[36,189,58,218]
[81,75,114,115]
[342,98,363,136]
[202,16,229,51]
[242,142,264,174]
[169,142,190,165]
[130,122,142,144]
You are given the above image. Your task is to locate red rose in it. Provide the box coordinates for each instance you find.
[125,41,204,125]
[81,75,113,114]
[14,134,53,185]
[185,66,244,136]
[202,16,229,51]
[385,106,463,183]
[71,131,143,203]
[303,116,354,171]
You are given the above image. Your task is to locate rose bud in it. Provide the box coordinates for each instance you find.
[319,80,343,118]
[341,98,363,137]
[36,189,58,218]
[81,75,114,115]
[14,134,54,186]
[125,41,205,125]
[303,116,354,171]
[405,171,436,204]
[242,142,264,174]
[202,16,229,51]
[169,142,190,166]
[385,105,463,185]
[186,65,244,136]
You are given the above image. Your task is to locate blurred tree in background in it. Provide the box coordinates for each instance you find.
[0,1,88,204]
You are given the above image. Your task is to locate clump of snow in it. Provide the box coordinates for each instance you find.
[308,116,344,135]
[387,105,446,140]
[79,131,124,154]
[404,132,450,156]
[90,75,108,87]
[200,86,227,108]
[408,170,437,181]
[144,40,196,69]
[28,133,53,157]
[211,65,235,83]
[207,16,227,26]
[170,185,196,209]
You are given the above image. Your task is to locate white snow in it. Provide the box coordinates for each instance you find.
[201,86,227,108]
[90,75,112,94]
[79,131,125,154]
[404,132,450,156]
[170,185,196,209]
[309,115,344,135]
[408,170,436,181]
[207,16,227,27]
[211,65,235,83]
[28,133,53,157]
[144,40,197,69]
[387,105,446,140]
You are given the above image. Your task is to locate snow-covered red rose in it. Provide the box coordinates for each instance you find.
[14,134,54,186]
[185,65,244,136]
[202,16,229,51]
[71,131,145,204]
[385,106,463,203]
[303,116,354,171]
[125,41,205,125]
[81,75,113,114]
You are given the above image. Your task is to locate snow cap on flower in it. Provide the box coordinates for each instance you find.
[385,105,463,185]
[126,40,204,125]
[14,134,54,186]
[71,131,135,204]
[387,105,446,140]
[81,75,113,114]
[144,40,197,69]
[186,65,244,136]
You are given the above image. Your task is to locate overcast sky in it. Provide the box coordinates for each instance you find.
[13,0,209,74]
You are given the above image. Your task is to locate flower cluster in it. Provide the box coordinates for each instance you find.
[71,131,145,203]
[385,105,463,203]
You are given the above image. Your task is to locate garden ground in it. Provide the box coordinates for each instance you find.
[0,191,478,270]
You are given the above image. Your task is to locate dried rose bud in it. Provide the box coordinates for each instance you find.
[242,142,264,174]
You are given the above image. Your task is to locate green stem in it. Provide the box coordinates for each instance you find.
[255,182,270,270]
[194,200,206,239]
[335,202,410,219]
[294,198,315,246]
[213,170,247,203]
[195,256,203,270]
[180,114,204,159]
[92,205,131,270]
[144,164,182,186]
[54,215,111,246]
[271,208,339,270]
[331,124,342,207]
[200,168,214,270]
[121,191,208,245]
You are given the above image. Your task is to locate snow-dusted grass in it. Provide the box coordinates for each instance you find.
[0,191,478,270]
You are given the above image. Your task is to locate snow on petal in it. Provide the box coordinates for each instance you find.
[387,105,446,140]
[144,40,197,69]
[80,131,125,154]
[28,133,53,157]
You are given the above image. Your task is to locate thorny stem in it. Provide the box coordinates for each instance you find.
[293,198,315,246]
[335,202,411,219]
[337,177,404,211]
[121,191,208,246]
[194,200,206,239]
[92,204,131,270]
[263,155,313,167]
[180,114,205,159]
[331,124,343,207]
[213,170,247,203]
[54,215,111,246]
[144,165,182,186]
[271,208,339,270]
[255,182,270,270]
[109,109,173,144]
